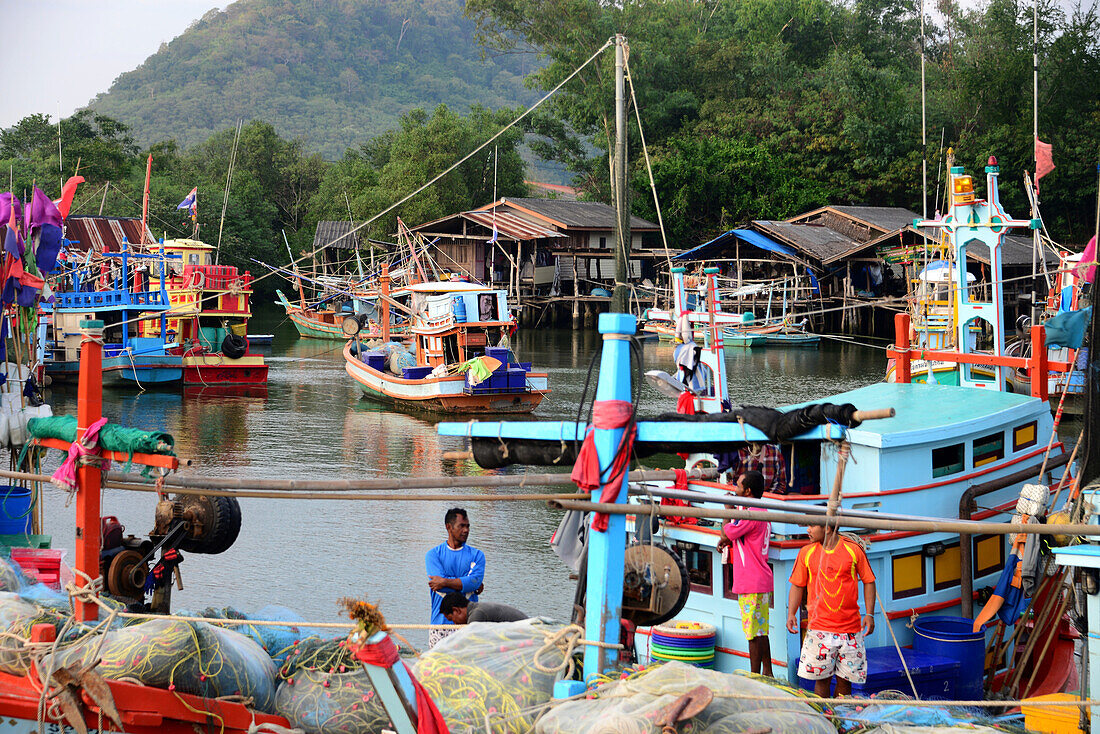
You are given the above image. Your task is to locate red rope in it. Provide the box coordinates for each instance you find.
[570,399,636,532]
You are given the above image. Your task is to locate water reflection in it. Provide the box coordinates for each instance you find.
[34,308,919,647]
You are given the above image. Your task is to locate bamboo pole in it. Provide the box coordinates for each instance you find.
[550,498,1100,537]
[0,466,716,494]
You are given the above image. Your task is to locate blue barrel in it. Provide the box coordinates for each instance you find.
[912,616,986,701]
[0,486,32,535]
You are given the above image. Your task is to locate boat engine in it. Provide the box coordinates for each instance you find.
[100,495,242,612]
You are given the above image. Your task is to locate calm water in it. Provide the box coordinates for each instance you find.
[38,306,886,647]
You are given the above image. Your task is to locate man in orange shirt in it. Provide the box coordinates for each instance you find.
[786,524,876,697]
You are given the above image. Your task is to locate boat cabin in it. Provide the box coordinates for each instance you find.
[406,283,513,368]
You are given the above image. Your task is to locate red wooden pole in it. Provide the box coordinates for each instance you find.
[75,319,104,621]
[894,312,912,384]
[1030,324,1048,400]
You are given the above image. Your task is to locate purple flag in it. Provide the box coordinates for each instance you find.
[0,194,20,232]
[29,187,64,273]
[30,187,62,230]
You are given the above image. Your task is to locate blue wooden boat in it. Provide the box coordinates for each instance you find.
[438,156,1078,696]
[44,240,182,387]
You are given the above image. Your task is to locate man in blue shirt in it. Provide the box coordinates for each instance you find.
[425,508,485,647]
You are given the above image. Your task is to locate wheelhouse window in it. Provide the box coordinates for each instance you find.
[892,551,926,600]
[973,432,1005,467]
[973,534,1005,579]
[1013,421,1038,452]
[724,562,775,600]
[674,540,712,595]
[933,542,961,591]
[932,443,965,478]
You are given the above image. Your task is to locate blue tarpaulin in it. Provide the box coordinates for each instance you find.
[672,229,798,262]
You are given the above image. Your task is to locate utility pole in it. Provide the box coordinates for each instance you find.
[611,34,631,314]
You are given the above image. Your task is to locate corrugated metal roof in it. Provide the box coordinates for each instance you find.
[752,221,877,265]
[313,221,367,250]
[63,216,155,252]
[462,211,563,241]
[487,197,659,230]
[825,206,920,233]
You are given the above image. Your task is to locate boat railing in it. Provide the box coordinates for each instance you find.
[54,289,170,310]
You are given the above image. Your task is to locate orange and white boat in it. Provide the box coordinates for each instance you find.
[343,268,548,414]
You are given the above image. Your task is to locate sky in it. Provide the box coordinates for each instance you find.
[0,0,227,129]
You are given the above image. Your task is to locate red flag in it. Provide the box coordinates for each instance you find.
[1035,137,1055,186]
[54,175,85,219]
[140,154,152,244]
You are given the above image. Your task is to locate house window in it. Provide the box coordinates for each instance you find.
[933,542,961,591]
[973,432,1005,467]
[1014,421,1037,452]
[674,540,712,595]
[892,551,926,600]
[973,534,1005,579]
[932,443,964,478]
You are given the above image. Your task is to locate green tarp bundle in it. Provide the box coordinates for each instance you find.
[27,415,175,457]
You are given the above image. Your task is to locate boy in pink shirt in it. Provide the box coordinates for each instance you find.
[717,470,773,676]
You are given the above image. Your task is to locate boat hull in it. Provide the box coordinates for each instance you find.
[344,344,547,415]
[182,354,268,386]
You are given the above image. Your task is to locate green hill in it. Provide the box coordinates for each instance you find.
[86,0,538,157]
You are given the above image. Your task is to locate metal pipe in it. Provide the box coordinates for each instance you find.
[551,498,1100,537]
[959,450,1070,615]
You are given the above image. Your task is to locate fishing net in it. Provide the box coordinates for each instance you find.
[46,617,279,712]
[834,695,1019,733]
[190,604,330,664]
[274,636,391,733]
[857,727,1014,733]
[414,619,572,733]
[27,415,175,457]
[536,662,834,734]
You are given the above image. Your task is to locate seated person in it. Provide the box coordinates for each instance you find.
[719,443,788,495]
[440,592,527,624]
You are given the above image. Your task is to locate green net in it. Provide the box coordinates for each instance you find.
[28,415,175,471]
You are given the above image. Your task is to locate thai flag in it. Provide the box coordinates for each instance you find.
[177,187,197,214]
[486,221,499,244]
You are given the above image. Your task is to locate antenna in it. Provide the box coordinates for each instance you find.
[215,119,243,266]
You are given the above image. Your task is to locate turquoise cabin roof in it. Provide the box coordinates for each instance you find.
[792,382,1046,449]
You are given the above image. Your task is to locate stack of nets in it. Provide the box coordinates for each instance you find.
[275,636,391,733]
[415,619,571,733]
[191,604,323,664]
[45,618,279,712]
[537,661,835,734]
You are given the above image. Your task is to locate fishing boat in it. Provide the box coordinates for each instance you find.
[343,268,548,414]
[138,239,267,388]
[44,240,182,387]
[440,156,1080,699]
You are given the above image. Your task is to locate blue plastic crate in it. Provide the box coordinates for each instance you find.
[401,365,433,380]
[507,369,527,389]
[798,645,959,699]
[485,347,510,364]
[365,352,386,371]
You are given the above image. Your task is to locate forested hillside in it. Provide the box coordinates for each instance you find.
[87,0,537,157]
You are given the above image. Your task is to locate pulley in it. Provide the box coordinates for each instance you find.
[621,543,690,627]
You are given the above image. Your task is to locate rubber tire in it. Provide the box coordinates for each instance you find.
[179,496,242,555]
[221,333,248,359]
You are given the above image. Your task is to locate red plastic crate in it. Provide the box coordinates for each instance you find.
[10,549,65,588]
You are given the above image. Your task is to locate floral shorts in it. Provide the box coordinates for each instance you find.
[797,629,867,683]
[738,592,770,640]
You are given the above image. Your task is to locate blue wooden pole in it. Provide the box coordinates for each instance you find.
[583,311,635,681]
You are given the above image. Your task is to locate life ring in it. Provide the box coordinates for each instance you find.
[187,270,206,290]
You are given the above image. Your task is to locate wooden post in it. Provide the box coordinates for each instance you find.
[1030,324,1048,399]
[380,265,391,344]
[359,631,419,734]
[572,255,581,329]
[75,319,104,622]
[584,312,636,680]
[895,312,912,384]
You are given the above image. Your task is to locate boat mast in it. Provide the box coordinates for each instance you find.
[611,34,630,314]
[920,0,927,220]
[1031,0,1040,297]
